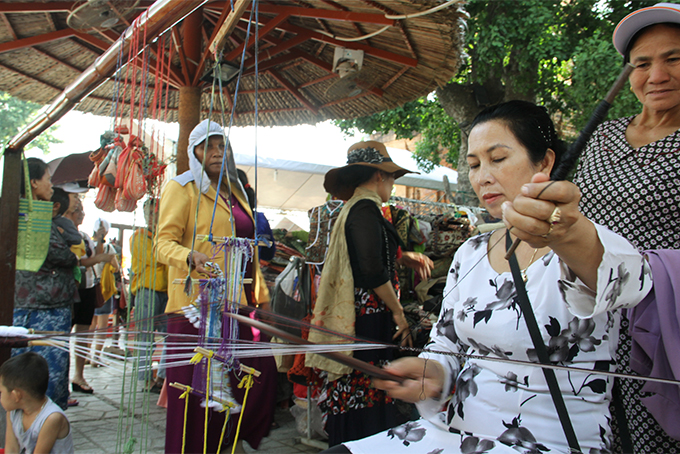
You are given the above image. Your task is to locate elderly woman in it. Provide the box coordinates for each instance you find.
[13,158,78,410]
[308,141,433,445]
[574,3,680,452]
[321,101,653,454]
[156,119,276,453]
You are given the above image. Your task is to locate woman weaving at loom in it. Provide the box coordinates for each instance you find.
[156,119,276,453]
[322,101,653,454]
[308,141,433,446]
[574,3,680,451]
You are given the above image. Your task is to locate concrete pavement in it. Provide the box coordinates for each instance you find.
[67,352,326,453]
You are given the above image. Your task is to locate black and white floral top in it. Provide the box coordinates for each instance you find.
[345,223,652,454]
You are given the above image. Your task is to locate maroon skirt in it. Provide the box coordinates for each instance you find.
[164,314,277,453]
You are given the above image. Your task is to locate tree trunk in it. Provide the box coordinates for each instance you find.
[436,78,504,206]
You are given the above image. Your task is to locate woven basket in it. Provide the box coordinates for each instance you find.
[16,156,53,272]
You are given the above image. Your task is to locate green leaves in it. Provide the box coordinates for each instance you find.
[0,91,61,154]
[333,97,460,172]
[333,0,658,171]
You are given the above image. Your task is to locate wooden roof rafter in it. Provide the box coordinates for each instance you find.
[359,0,417,59]
[251,4,394,26]
[225,12,290,61]
[240,16,417,70]
[191,3,232,86]
[268,68,319,114]
[97,28,184,88]
[316,0,372,48]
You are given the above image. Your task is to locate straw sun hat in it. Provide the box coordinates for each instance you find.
[324,140,416,201]
[613,2,680,56]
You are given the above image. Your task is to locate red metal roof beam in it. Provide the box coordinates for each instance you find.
[0,29,75,54]
[8,0,210,152]
[225,13,290,61]
[0,1,154,13]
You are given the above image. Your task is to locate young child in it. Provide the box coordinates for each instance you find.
[0,352,74,454]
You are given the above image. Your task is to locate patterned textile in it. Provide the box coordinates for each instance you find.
[15,223,79,310]
[574,117,680,453]
[323,275,400,417]
[13,307,72,410]
[344,224,651,453]
[306,200,344,265]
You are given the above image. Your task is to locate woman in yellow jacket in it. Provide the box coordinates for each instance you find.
[156,119,276,454]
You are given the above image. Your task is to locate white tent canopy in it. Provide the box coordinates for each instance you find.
[235,146,458,211]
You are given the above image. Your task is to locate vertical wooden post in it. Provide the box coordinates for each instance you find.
[0,148,23,365]
[175,8,203,176]
[176,86,202,175]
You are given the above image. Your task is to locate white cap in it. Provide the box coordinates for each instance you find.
[93,218,111,234]
[613,2,680,56]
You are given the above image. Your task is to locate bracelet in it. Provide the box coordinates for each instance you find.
[186,251,193,268]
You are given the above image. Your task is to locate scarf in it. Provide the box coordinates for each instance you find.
[187,119,245,196]
[306,187,383,379]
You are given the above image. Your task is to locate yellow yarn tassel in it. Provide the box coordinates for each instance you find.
[190,352,204,365]
[231,373,254,454]
[216,407,231,454]
[179,386,192,454]
[203,356,211,454]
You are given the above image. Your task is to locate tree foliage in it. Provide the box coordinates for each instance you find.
[334,0,654,204]
[335,97,458,172]
[0,91,61,154]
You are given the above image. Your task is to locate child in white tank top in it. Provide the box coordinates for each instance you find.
[0,352,74,454]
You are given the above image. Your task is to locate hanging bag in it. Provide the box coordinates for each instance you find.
[91,266,106,309]
[270,257,310,336]
[16,154,53,272]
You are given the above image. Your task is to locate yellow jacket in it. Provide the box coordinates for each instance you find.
[156,172,270,313]
[130,228,168,295]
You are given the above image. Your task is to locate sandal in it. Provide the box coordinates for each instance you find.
[67,398,79,407]
[72,382,94,394]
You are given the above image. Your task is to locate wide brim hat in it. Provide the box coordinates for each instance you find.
[613,2,680,56]
[324,140,417,201]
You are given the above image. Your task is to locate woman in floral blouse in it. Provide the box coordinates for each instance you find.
[324,101,653,454]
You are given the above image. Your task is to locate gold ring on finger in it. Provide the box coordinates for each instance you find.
[548,206,561,225]
[541,223,554,239]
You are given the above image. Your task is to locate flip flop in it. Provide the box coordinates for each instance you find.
[72,382,94,394]
[67,398,79,407]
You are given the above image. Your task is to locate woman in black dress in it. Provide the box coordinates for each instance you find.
[308,141,432,445]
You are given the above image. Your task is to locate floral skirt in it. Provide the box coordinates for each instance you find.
[322,286,399,445]
[13,306,72,410]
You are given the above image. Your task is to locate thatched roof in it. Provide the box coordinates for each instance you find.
[0,0,466,126]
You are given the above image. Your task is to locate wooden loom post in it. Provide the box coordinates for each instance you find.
[0,147,22,365]
[175,7,203,175]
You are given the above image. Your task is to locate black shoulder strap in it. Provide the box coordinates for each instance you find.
[505,231,582,453]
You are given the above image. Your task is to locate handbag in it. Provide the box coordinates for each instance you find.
[16,154,53,272]
[91,267,106,309]
[270,257,310,336]
[428,213,472,258]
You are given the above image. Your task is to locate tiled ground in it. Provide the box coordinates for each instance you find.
[67,344,326,453]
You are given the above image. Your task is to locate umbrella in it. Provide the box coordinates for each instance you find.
[48,152,95,187]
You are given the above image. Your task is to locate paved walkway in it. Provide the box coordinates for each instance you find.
[67,352,326,453]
